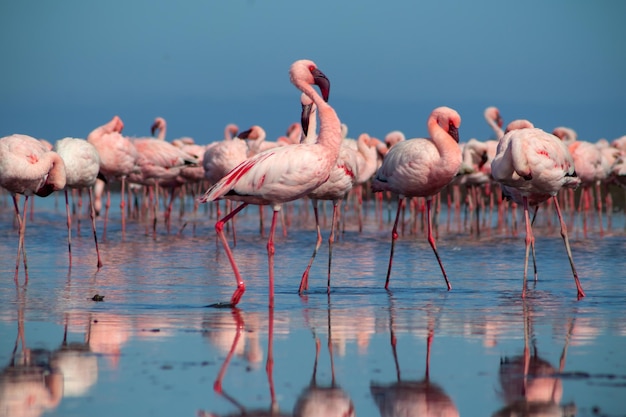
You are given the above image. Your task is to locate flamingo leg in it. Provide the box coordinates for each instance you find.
[521,197,535,298]
[120,176,127,239]
[299,199,322,294]
[64,189,73,268]
[266,307,276,406]
[88,187,103,269]
[552,196,585,299]
[266,209,280,308]
[327,199,341,294]
[385,197,404,290]
[214,202,248,307]
[426,199,452,290]
[12,195,23,284]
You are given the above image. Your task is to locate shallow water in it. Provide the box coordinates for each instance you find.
[0,192,625,417]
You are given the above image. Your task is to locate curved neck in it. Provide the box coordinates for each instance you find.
[428,116,459,165]
[297,81,341,152]
[36,153,67,197]
[485,110,504,139]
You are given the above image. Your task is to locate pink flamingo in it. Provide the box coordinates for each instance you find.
[491,120,585,299]
[553,126,605,237]
[87,115,140,239]
[53,137,104,269]
[199,59,341,308]
[298,94,359,295]
[0,134,67,284]
[484,106,505,139]
[371,107,463,291]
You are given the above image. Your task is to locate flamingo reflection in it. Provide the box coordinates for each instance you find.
[49,313,98,398]
[0,290,63,417]
[199,308,290,417]
[370,299,459,417]
[492,300,577,417]
[294,295,355,417]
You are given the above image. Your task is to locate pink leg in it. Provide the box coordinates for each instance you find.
[12,195,23,284]
[120,176,127,239]
[213,309,244,394]
[552,196,585,299]
[426,199,451,290]
[64,189,73,268]
[266,209,280,308]
[299,199,322,294]
[521,197,535,298]
[215,202,248,306]
[266,307,276,406]
[88,188,103,269]
[327,200,341,294]
[385,197,404,289]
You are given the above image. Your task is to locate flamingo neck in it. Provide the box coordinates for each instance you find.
[36,153,67,197]
[428,117,461,168]
[298,81,341,154]
[487,114,504,139]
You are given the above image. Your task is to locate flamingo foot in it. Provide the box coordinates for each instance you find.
[206,283,246,308]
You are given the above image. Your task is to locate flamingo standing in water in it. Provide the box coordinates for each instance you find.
[53,137,104,269]
[0,134,67,284]
[87,115,140,239]
[200,59,341,308]
[371,107,463,291]
[491,120,585,299]
[297,93,359,295]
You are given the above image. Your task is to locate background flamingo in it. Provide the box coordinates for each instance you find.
[87,115,140,239]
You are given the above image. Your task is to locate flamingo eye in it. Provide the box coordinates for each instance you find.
[308,65,316,72]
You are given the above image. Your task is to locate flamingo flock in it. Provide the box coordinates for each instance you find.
[2,59,626,307]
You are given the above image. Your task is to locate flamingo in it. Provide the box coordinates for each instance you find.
[297,93,359,295]
[484,106,505,139]
[553,126,605,237]
[371,107,463,291]
[87,115,140,239]
[491,120,585,299]
[0,134,67,284]
[53,137,104,269]
[129,132,200,234]
[199,59,341,308]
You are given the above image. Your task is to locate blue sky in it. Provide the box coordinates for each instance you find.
[1,0,625,144]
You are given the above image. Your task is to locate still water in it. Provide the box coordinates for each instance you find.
[0,192,625,417]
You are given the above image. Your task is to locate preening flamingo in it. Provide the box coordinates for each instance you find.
[199,59,341,308]
[87,115,140,239]
[491,120,585,299]
[371,107,463,291]
[0,134,67,284]
[53,137,104,268]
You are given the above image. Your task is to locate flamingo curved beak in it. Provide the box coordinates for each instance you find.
[301,102,313,137]
[311,68,330,102]
[448,122,460,143]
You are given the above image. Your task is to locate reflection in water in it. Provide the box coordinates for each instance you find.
[294,295,355,417]
[50,314,98,398]
[370,297,459,417]
[492,300,577,417]
[202,310,264,369]
[0,290,63,417]
[199,308,291,417]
